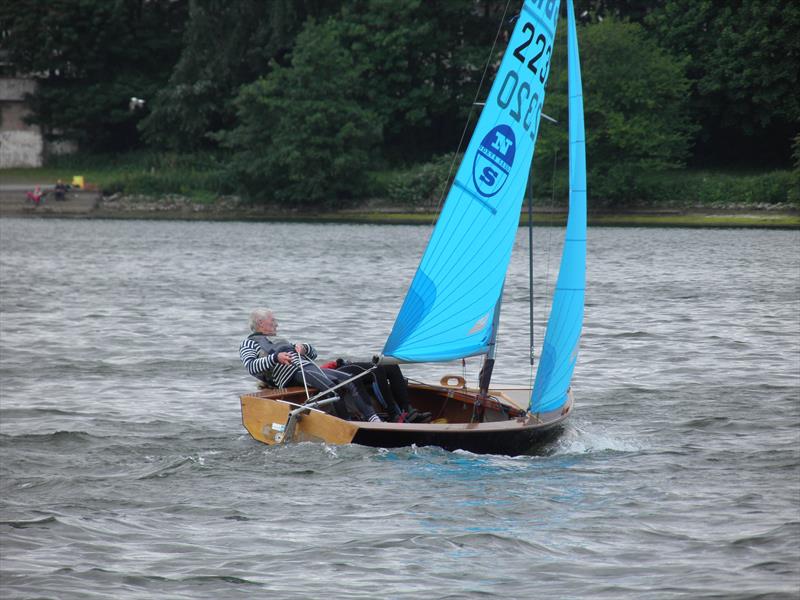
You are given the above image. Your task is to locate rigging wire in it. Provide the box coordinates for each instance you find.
[528,167,534,368]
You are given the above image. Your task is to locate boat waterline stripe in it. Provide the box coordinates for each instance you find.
[453,180,498,215]
[522,3,555,39]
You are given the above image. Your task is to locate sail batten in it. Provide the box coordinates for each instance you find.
[383,0,562,364]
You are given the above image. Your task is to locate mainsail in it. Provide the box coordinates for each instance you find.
[530,0,586,413]
[383,0,562,363]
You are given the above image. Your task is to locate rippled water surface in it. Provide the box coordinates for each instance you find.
[1,219,798,599]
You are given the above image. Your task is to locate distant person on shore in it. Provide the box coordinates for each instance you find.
[26,186,44,206]
[54,180,69,201]
[239,308,383,422]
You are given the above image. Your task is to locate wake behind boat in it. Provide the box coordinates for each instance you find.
[240,0,587,456]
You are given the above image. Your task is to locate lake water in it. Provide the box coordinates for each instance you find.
[1,218,798,599]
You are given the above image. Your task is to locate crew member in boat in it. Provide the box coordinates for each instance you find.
[323,359,431,423]
[239,308,383,422]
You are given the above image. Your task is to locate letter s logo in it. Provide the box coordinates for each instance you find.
[479,167,498,187]
[473,124,516,198]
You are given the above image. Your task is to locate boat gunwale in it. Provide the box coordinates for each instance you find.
[239,386,573,433]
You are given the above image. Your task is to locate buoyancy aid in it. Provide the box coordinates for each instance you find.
[247,333,294,384]
[248,333,293,356]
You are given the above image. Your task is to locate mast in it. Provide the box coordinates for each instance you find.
[475,283,505,422]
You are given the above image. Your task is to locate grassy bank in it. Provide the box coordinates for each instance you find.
[3,152,798,228]
[2,152,231,204]
[270,210,799,228]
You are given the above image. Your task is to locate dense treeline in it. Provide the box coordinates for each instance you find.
[2,0,798,207]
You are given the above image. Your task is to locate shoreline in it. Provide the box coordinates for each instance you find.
[1,190,798,228]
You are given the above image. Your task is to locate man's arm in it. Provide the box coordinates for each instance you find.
[296,343,318,360]
[240,338,278,377]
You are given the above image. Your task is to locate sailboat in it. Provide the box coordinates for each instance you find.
[240,0,586,456]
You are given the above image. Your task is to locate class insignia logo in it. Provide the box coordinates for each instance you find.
[473,124,516,198]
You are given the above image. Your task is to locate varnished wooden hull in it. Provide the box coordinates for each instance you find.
[240,383,572,456]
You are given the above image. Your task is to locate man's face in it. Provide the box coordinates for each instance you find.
[259,313,278,335]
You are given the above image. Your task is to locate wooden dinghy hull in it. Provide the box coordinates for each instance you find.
[240,383,572,456]
[350,419,566,456]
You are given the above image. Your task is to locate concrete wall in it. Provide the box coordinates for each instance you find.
[0,130,44,168]
[0,77,37,102]
[0,77,77,168]
[1,77,43,167]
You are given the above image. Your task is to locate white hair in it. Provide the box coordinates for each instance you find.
[249,307,273,332]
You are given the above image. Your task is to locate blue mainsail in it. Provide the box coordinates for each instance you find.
[383,0,562,363]
[529,0,586,413]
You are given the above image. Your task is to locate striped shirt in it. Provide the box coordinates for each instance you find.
[239,336,317,388]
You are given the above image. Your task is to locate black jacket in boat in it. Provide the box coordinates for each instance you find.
[239,333,316,388]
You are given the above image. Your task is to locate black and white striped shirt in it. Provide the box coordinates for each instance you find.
[239,335,317,388]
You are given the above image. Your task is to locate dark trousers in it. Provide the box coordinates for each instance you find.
[337,363,410,417]
[289,361,377,420]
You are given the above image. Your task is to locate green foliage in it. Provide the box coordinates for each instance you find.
[46,151,234,200]
[534,18,696,206]
[219,19,382,207]
[634,169,797,207]
[383,153,462,207]
[5,0,795,209]
[789,134,800,204]
[139,0,341,151]
[0,0,187,151]
[328,0,506,160]
[646,0,800,164]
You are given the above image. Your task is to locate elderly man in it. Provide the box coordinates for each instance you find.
[239,308,382,422]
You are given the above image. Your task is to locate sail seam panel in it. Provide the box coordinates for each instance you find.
[418,214,499,308]
[453,179,498,215]
[420,193,486,284]
[532,295,582,410]
[396,215,520,343]
[416,194,521,309]
[424,208,518,304]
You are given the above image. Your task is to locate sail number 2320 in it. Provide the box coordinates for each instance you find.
[496,21,553,142]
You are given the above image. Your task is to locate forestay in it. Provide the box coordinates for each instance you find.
[530,0,586,413]
[383,0,562,363]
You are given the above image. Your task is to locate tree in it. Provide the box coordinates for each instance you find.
[139,0,341,151]
[326,0,510,161]
[220,19,381,207]
[646,0,800,165]
[575,0,666,23]
[534,18,696,204]
[0,0,187,152]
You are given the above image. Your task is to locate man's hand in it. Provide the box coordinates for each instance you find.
[277,351,293,365]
